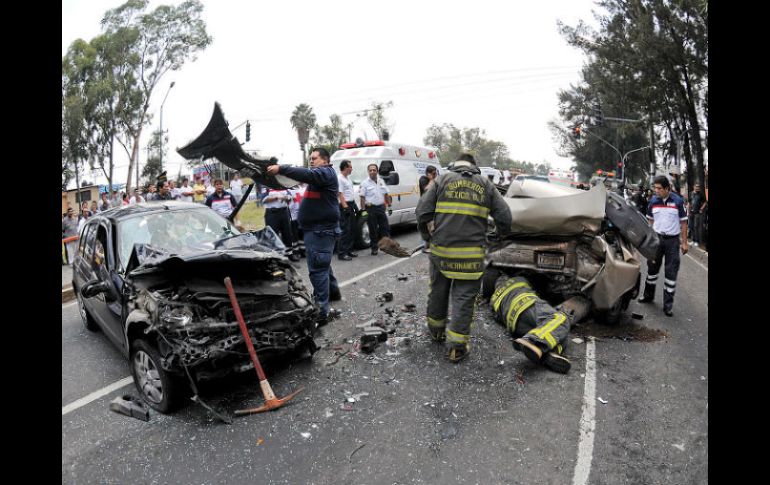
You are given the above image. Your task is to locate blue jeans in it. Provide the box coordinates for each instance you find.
[303,229,340,318]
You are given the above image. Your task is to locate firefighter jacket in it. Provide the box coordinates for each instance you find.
[416,161,512,280]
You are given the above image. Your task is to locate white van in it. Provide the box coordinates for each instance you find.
[331,140,442,249]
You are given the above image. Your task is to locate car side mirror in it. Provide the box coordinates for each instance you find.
[383,172,400,185]
[81,280,109,298]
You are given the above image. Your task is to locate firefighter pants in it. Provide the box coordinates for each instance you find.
[642,234,681,311]
[490,276,570,355]
[426,259,480,347]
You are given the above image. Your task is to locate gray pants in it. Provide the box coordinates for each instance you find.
[491,276,571,355]
[426,259,481,346]
[691,213,703,243]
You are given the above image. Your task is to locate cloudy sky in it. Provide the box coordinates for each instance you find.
[62,0,600,187]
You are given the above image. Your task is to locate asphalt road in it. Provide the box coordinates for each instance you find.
[62,226,708,484]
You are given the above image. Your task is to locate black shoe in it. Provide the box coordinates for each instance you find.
[371,249,379,255]
[638,296,654,304]
[316,318,328,328]
[347,252,358,258]
[328,308,342,320]
[338,254,352,261]
[664,308,673,317]
[330,287,342,302]
[288,253,301,262]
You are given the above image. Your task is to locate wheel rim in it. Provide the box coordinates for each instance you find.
[77,295,88,325]
[133,350,164,404]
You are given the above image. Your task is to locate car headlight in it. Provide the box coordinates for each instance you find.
[160,306,194,327]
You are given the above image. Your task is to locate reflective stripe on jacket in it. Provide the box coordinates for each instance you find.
[416,161,512,280]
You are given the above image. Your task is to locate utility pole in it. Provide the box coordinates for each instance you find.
[159,81,176,174]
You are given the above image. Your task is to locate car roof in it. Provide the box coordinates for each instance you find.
[93,201,208,223]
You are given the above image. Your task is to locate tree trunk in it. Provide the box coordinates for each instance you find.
[74,160,81,216]
[679,66,706,187]
[125,126,144,194]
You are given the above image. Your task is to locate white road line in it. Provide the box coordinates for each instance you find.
[572,337,597,485]
[62,376,134,416]
[685,253,708,272]
[61,249,423,417]
[339,251,420,288]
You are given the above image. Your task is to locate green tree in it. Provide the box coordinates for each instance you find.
[365,101,394,140]
[423,124,513,168]
[141,128,165,183]
[311,113,352,156]
[290,103,317,167]
[557,0,707,188]
[99,0,212,193]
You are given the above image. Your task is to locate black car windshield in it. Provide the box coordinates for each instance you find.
[117,208,241,270]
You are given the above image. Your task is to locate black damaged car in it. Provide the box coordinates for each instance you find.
[73,201,318,413]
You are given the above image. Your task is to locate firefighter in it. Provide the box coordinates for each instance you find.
[489,275,576,373]
[416,153,512,362]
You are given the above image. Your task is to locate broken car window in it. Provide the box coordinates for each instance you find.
[117,209,241,271]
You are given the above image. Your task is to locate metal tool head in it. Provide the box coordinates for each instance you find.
[234,387,304,416]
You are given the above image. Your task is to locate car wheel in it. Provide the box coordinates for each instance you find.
[354,218,371,250]
[600,292,632,326]
[77,293,99,332]
[481,266,502,301]
[130,338,184,413]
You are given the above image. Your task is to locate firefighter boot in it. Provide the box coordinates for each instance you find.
[446,342,469,363]
[542,351,571,374]
[513,338,542,365]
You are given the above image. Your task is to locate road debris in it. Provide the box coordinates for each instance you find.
[348,443,366,462]
[300,432,311,439]
[109,394,150,422]
[672,443,685,451]
[257,438,265,446]
[376,292,394,302]
[572,338,584,344]
[597,397,608,404]
[514,372,526,385]
[397,274,409,281]
[401,303,416,312]
[631,312,644,320]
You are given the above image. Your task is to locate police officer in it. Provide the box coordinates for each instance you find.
[416,153,512,362]
[638,175,688,316]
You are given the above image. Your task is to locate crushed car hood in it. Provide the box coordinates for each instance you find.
[503,183,607,236]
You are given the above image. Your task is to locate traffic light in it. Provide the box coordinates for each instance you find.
[592,106,604,126]
[573,125,582,139]
[245,121,251,142]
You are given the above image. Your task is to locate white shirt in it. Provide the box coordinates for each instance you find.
[179,184,194,203]
[338,173,355,202]
[229,179,243,197]
[129,195,144,204]
[206,185,216,197]
[170,187,181,200]
[360,177,389,206]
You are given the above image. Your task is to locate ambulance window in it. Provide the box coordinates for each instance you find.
[379,160,395,176]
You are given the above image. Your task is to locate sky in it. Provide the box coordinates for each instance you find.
[62,0,601,188]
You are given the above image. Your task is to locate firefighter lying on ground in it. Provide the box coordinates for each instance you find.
[490,275,590,374]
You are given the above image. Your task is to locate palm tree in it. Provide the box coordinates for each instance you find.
[290,103,316,167]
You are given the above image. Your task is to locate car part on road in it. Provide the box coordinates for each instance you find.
[109,394,150,421]
[377,236,421,258]
[224,277,304,416]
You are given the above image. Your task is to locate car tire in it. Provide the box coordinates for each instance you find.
[354,217,371,250]
[77,292,99,332]
[481,266,502,301]
[599,292,632,326]
[130,338,184,414]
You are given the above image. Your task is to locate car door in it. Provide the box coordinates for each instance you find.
[84,222,125,349]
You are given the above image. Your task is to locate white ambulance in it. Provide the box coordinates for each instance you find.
[330,140,442,249]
